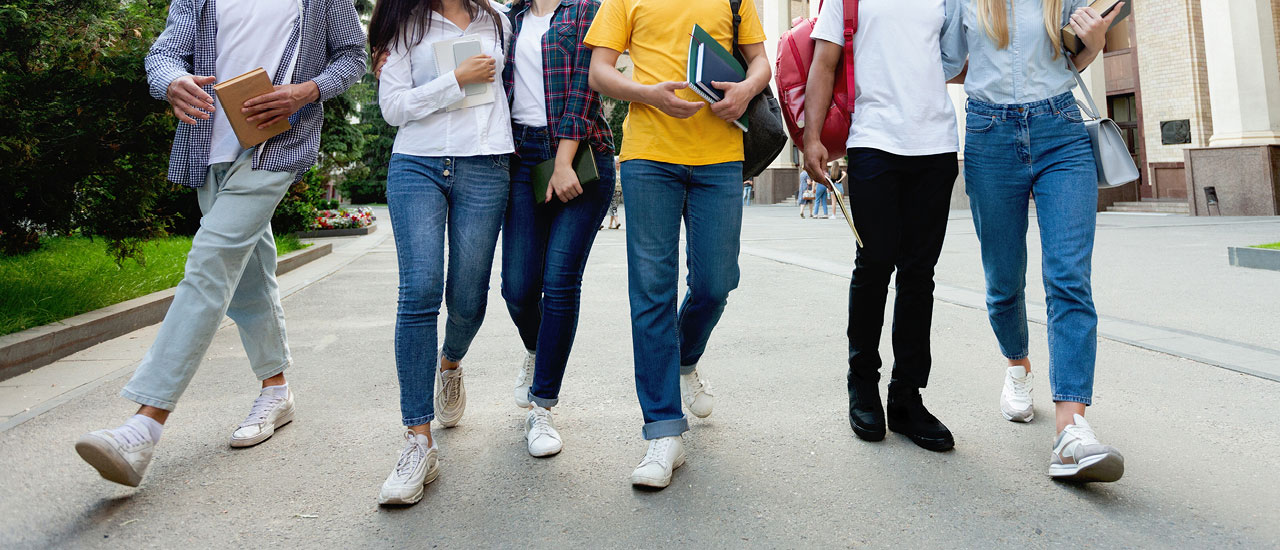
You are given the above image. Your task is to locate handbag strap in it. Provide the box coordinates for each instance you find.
[730,0,742,54]
[1066,53,1103,120]
[843,0,857,112]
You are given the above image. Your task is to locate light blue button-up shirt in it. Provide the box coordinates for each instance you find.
[941,0,1088,105]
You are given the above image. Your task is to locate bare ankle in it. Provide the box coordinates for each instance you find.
[262,373,287,388]
[136,405,170,425]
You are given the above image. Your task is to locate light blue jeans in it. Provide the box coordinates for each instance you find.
[122,149,294,410]
[621,159,743,440]
[964,91,1099,405]
[388,153,510,426]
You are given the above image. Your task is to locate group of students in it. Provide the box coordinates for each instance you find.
[71,0,1125,506]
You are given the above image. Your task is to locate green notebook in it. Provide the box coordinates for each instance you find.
[532,146,600,205]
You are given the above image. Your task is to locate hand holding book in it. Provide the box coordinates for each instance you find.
[242,81,319,129]
[644,81,704,119]
[708,80,752,123]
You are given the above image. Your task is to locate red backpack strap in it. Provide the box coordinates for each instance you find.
[843,0,857,111]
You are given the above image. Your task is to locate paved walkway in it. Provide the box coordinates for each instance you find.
[2,208,1278,548]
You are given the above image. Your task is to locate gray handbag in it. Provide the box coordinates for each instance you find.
[1068,58,1141,189]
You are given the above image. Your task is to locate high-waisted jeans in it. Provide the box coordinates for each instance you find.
[388,152,510,426]
[620,159,743,440]
[964,91,1099,405]
[122,149,293,411]
[501,124,615,408]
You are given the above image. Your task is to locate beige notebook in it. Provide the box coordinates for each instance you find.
[1061,0,1131,55]
[213,68,291,148]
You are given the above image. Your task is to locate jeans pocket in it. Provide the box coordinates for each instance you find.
[491,154,511,171]
[965,112,998,134]
[1058,105,1086,124]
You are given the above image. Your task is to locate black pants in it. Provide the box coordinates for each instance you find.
[845,148,958,395]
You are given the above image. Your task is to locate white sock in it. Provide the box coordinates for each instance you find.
[262,383,289,397]
[413,433,433,448]
[125,414,164,442]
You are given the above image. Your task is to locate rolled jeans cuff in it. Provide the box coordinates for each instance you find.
[1052,394,1092,406]
[403,413,435,427]
[120,388,178,412]
[641,417,689,440]
[679,363,698,376]
[255,359,291,382]
[529,391,558,409]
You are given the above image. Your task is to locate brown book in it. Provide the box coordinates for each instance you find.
[1061,0,1131,55]
[212,68,291,148]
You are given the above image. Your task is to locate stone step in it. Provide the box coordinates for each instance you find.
[1107,205,1189,214]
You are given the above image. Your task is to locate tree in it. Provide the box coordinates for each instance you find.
[340,73,396,204]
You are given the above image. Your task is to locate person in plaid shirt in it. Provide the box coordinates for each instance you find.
[74,0,365,488]
[498,0,617,461]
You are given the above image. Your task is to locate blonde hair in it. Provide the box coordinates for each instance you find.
[975,0,1065,58]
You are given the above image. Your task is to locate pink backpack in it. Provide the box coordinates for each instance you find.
[774,0,857,159]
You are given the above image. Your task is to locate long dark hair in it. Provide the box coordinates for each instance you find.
[369,0,506,57]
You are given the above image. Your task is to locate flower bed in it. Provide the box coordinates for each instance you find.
[312,207,375,231]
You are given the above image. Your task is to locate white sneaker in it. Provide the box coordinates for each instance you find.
[379,430,440,505]
[525,406,563,457]
[230,386,295,447]
[1000,366,1034,423]
[1049,414,1125,482]
[75,423,156,487]
[630,435,686,489]
[680,368,714,418]
[514,351,536,409]
[434,367,466,428]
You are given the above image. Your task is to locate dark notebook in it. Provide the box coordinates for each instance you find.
[1062,0,1131,54]
[532,146,600,205]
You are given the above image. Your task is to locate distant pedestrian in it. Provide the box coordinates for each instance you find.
[605,157,623,229]
[742,178,754,206]
[799,170,813,218]
[813,178,829,218]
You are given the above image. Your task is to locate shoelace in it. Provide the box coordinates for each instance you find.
[686,371,713,397]
[110,424,151,449]
[1008,373,1032,401]
[516,355,535,386]
[528,409,555,439]
[394,432,427,478]
[441,370,461,405]
[239,393,284,429]
[639,438,672,468]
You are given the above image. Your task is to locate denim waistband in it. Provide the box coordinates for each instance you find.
[513,123,551,142]
[966,91,1077,120]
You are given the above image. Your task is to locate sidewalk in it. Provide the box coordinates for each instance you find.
[1,208,1277,548]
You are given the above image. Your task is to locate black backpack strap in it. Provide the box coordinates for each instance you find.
[729,0,742,54]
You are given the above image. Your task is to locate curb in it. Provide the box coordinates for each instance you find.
[0,243,332,383]
[294,224,377,239]
[1228,246,1280,271]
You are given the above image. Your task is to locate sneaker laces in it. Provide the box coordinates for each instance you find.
[685,370,713,397]
[441,369,461,405]
[109,423,151,449]
[394,431,427,478]
[639,438,672,468]
[528,408,556,440]
[238,392,284,429]
[1008,372,1032,401]
[516,354,535,387]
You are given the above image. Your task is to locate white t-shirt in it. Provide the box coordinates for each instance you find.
[810,0,958,156]
[209,0,303,165]
[510,11,554,127]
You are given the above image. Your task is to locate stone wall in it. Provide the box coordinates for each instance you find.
[1133,0,1213,170]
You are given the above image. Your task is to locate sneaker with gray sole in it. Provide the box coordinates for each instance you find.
[1049,414,1124,482]
[434,367,466,428]
[1000,366,1034,423]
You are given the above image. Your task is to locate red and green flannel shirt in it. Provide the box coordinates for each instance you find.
[503,0,614,154]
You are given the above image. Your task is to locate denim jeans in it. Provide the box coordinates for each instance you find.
[964,91,1099,405]
[388,153,510,426]
[122,149,294,410]
[501,125,615,408]
[845,148,957,396]
[620,159,743,439]
[814,184,829,216]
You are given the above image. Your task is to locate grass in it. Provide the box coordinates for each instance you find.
[1255,242,1280,250]
[0,235,309,337]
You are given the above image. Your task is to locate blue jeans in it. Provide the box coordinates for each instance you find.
[964,91,1098,405]
[388,153,510,426]
[814,183,829,216]
[621,159,743,439]
[501,125,615,408]
[122,149,294,410]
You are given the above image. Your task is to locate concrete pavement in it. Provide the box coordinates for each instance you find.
[1,207,1278,548]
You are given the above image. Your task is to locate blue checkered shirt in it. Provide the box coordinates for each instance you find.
[145,0,367,187]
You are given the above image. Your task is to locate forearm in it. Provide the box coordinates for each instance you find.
[312,47,367,101]
[1071,46,1101,72]
[589,50,652,105]
[555,139,581,167]
[742,51,771,96]
[802,59,837,145]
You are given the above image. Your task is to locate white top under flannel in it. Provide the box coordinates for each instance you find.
[145,0,366,187]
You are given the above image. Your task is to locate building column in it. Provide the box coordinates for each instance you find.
[1201,0,1280,146]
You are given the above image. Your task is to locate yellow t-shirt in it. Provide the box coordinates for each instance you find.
[585,0,766,165]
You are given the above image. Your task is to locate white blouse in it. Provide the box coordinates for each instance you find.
[379,2,515,157]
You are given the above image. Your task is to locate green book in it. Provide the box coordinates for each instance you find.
[532,146,600,205]
[686,24,749,130]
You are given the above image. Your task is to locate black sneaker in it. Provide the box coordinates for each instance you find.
[847,381,886,442]
[886,390,954,452]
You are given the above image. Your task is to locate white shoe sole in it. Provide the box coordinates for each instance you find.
[1000,406,1034,423]
[1049,452,1125,483]
[630,452,686,489]
[528,442,562,458]
[75,435,143,487]
[514,387,531,409]
[229,407,294,448]
[378,464,440,506]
